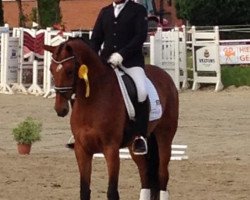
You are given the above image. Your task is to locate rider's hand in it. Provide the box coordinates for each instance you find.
[108,52,123,68]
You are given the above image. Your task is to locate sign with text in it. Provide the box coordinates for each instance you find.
[7,37,19,84]
[220,44,250,64]
[194,45,219,71]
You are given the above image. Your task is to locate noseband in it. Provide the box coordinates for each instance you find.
[51,56,77,97]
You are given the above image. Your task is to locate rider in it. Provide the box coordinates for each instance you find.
[90,0,149,155]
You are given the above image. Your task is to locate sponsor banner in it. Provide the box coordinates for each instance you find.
[7,38,19,84]
[194,45,219,72]
[220,44,250,64]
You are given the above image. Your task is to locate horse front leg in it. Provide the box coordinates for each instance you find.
[74,142,93,200]
[104,147,120,200]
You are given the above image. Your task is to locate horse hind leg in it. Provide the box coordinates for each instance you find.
[128,145,150,200]
[156,126,177,200]
[129,133,158,200]
[147,134,160,200]
[147,128,175,200]
[130,131,173,200]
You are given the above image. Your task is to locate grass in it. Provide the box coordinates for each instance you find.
[221,66,250,87]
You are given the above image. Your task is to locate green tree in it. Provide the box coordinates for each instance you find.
[0,0,3,26]
[16,0,26,27]
[175,0,250,25]
[37,0,61,28]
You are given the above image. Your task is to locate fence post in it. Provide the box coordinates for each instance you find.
[0,24,15,94]
[27,60,43,95]
[43,27,52,97]
[178,25,189,89]
[150,27,162,67]
[11,27,28,93]
[191,26,223,92]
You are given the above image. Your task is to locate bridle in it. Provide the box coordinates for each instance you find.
[51,55,78,99]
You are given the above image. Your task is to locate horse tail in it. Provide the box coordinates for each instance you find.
[147,133,160,199]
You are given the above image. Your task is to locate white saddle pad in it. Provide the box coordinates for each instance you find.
[146,78,163,121]
[114,69,162,121]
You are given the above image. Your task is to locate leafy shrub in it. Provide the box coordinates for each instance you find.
[12,117,42,144]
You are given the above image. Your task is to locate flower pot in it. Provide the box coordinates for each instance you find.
[17,143,32,155]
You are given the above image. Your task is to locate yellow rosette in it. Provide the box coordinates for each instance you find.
[78,64,90,97]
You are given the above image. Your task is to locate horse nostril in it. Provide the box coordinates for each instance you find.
[62,108,68,115]
[55,107,69,117]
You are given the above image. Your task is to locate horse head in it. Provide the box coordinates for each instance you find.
[44,38,106,117]
[44,40,83,117]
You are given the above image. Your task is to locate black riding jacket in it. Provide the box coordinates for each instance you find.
[90,0,148,68]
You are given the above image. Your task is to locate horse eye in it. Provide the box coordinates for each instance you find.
[67,70,74,77]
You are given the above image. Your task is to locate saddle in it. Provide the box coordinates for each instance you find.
[121,73,139,110]
[114,68,162,147]
[114,68,162,122]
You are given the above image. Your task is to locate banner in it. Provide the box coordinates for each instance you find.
[220,44,250,64]
[23,31,45,58]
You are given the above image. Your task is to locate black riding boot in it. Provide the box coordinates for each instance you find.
[132,99,149,155]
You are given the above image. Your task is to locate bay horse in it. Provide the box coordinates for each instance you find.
[44,37,179,200]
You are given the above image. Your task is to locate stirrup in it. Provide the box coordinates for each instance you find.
[132,136,148,155]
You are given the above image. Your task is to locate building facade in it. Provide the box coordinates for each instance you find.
[2,0,183,30]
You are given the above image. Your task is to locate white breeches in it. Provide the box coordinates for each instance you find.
[120,66,147,102]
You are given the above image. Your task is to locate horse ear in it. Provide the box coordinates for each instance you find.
[44,45,56,53]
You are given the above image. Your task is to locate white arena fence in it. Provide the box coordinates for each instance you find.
[0,24,83,95]
[11,27,46,94]
[94,145,188,161]
[0,24,19,94]
[0,24,189,95]
[1,24,250,95]
[149,26,188,90]
[190,26,224,92]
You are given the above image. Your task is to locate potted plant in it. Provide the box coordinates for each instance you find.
[12,117,42,155]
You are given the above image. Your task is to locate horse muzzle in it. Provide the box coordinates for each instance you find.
[55,106,69,117]
[54,98,70,117]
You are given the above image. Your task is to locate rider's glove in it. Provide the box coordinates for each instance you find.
[108,52,123,68]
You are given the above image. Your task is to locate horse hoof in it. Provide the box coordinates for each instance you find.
[65,143,75,149]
